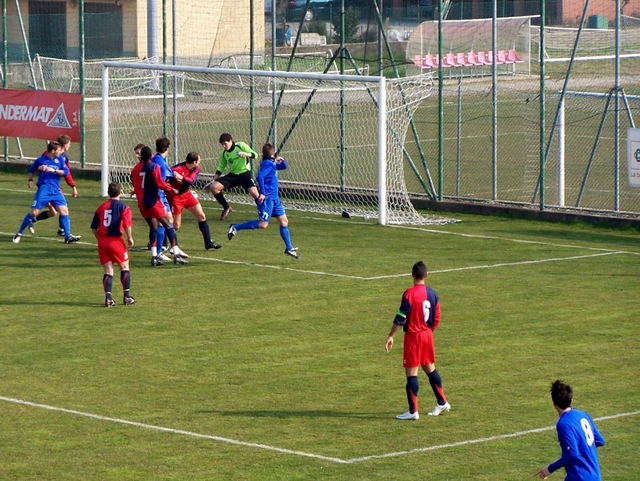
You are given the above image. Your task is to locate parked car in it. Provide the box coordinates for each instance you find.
[286,0,335,21]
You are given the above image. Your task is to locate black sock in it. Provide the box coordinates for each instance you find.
[35,211,49,221]
[214,193,229,210]
[198,220,212,244]
[103,274,113,299]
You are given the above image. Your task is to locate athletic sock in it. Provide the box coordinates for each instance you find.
[59,215,71,237]
[279,225,293,250]
[214,193,230,210]
[427,370,447,405]
[58,216,64,230]
[406,376,419,414]
[198,220,212,243]
[103,274,113,299]
[156,225,165,251]
[165,227,178,247]
[120,270,131,296]
[35,211,49,221]
[18,213,36,234]
[236,219,260,231]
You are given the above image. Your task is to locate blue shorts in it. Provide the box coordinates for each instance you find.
[31,187,67,210]
[257,196,285,223]
[159,191,170,213]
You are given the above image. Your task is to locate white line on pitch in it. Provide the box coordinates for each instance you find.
[364,251,627,280]
[2,395,638,464]
[0,396,348,464]
[344,409,640,463]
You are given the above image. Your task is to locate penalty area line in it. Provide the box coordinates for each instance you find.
[365,251,628,280]
[344,409,640,463]
[0,396,348,464]
[2,395,638,465]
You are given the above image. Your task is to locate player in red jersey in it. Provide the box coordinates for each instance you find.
[385,261,450,420]
[27,134,79,236]
[91,182,135,307]
[131,146,188,266]
[168,152,221,250]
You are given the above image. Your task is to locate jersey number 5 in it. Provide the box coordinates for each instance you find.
[580,418,595,446]
[103,209,113,227]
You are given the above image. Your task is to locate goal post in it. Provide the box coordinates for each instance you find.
[101,61,454,225]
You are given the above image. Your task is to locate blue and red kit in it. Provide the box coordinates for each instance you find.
[394,284,441,367]
[168,162,200,214]
[131,161,173,218]
[91,199,132,265]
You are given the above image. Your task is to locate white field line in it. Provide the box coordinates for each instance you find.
[344,409,640,463]
[0,396,348,464]
[0,231,632,280]
[1,395,638,464]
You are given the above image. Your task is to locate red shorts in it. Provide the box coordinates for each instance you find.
[138,200,167,219]
[97,236,129,265]
[170,190,199,215]
[403,330,435,368]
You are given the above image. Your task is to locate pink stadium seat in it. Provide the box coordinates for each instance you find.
[423,54,438,68]
[476,51,491,65]
[456,52,473,67]
[486,51,505,65]
[508,49,524,63]
[443,52,459,67]
[414,55,423,67]
[466,51,484,66]
[497,50,513,64]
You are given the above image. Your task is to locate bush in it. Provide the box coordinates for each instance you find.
[331,6,360,43]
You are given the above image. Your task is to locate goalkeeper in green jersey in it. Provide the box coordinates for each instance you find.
[208,133,260,220]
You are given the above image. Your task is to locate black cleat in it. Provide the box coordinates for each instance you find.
[123,296,136,305]
[64,234,81,244]
[105,299,116,308]
[284,247,300,259]
[57,228,66,237]
[205,240,222,250]
[151,256,164,267]
[173,255,189,265]
[227,224,237,241]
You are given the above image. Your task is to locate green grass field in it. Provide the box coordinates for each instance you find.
[1,171,639,480]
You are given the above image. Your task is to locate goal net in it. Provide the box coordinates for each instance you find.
[101,62,454,225]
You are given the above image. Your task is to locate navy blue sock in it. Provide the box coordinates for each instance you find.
[427,370,447,405]
[103,274,113,299]
[406,376,419,414]
[198,220,212,243]
[120,270,131,297]
[166,227,178,247]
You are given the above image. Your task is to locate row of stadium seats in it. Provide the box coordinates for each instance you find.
[413,50,524,69]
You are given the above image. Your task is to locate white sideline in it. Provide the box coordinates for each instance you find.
[0,231,632,281]
[1,395,638,464]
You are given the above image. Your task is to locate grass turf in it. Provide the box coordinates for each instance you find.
[0,171,638,480]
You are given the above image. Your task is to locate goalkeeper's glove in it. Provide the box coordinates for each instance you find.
[237,151,252,159]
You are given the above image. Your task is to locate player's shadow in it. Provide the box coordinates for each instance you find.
[0,299,91,307]
[198,409,388,419]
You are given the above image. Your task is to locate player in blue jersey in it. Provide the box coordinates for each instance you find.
[13,141,81,244]
[536,380,604,480]
[150,137,188,260]
[226,143,299,258]
[26,134,79,237]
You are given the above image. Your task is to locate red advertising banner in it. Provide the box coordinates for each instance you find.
[0,88,81,142]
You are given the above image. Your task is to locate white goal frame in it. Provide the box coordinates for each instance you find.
[101,61,391,223]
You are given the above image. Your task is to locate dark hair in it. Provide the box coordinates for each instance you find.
[262,143,275,159]
[57,134,71,146]
[107,182,122,197]
[185,152,200,163]
[47,141,62,152]
[551,380,573,409]
[134,143,145,151]
[140,146,153,162]
[219,133,233,143]
[412,261,428,280]
[155,137,170,153]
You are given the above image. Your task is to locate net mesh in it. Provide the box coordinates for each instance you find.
[104,65,454,225]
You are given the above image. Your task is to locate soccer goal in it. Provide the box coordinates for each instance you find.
[101,61,454,225]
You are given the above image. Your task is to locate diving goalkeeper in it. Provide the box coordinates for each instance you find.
[208,133,259,220]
